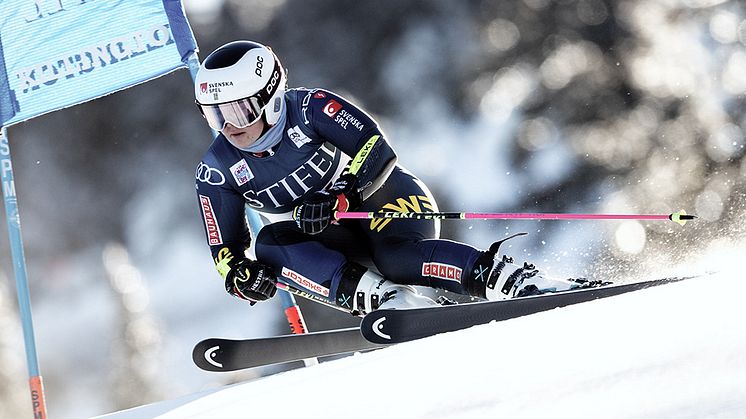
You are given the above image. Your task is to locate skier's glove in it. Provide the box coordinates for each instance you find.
[293,173,361,235]
[225,258,277,304]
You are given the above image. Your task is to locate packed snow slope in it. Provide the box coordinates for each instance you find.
[98,270,746,419]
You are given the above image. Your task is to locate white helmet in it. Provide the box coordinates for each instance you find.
[195,41,287,130]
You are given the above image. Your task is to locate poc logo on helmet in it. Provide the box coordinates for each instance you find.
[265,69,280,95]
[255,55,264,77]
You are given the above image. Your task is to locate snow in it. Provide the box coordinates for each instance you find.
[94,270,746,419]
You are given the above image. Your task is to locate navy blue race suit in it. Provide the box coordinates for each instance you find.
[196,88,483,307]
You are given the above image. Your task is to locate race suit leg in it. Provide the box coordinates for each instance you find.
[254,218,372,305]
[357,167,484,295]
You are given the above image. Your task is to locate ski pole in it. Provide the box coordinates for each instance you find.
[275,280,353,314]
[336,210,696,226]
[240,195,321,364]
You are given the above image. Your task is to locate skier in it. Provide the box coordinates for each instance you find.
[194,40,587,314]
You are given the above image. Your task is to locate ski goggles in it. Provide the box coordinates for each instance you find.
[198,96,266,131]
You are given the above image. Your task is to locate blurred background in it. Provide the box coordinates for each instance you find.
[1,0,745,417]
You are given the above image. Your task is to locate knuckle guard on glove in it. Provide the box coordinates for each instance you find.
[294,192,335,234]
[294,173,361,235]
[225,259,277,303]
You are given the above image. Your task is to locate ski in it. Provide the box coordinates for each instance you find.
[194,276,698,371]
[193,327,389,372]
[361,276,695,344]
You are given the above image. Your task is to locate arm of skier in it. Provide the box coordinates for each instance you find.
[196,160,277,303]
[293,90,397,234]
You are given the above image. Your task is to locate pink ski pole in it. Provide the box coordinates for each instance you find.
[335,210,695,225]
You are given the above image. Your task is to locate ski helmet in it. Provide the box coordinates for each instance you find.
[195,41,287,131]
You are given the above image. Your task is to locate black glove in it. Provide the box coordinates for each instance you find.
[225,258,277,304]
[293,173,361,235]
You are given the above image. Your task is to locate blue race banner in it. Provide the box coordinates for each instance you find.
[0,0,197,127]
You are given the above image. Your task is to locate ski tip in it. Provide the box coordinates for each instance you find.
[193,339,229,372]
[669,210,696,226]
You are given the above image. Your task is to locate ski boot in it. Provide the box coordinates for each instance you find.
[335,263,438,315]
[465,237,601,301]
